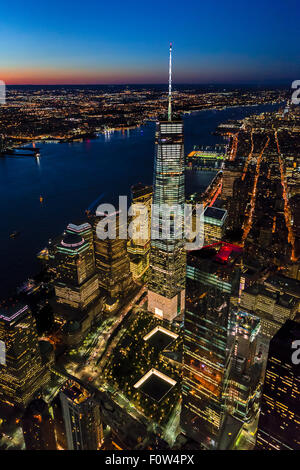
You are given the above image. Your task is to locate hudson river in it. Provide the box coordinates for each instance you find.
[0,103,280,298]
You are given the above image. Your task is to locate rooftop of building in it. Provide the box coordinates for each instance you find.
[230,309,261,332]
[61,381,91,404]
[60,233,85,249]
[66,222,92,233]
[188,242,242,270]
[271,319,300,344]
[157,114,182,123]
[0,301,28,323]
[50,290,101,321]
[23,398,49,418]
[204,206,227,222]
[242,283,298,308]
[264,274,300,298]
[223,159,244,169]
[243,284,276,297]
[131,183,153,199]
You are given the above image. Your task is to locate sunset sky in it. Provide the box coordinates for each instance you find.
[0,0,299,85]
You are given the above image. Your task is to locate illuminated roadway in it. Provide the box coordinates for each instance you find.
[241,129,254,181]
[242,136,270,243]
[275,130,297,261]
[67,286,147,382]
[229,132,239,161]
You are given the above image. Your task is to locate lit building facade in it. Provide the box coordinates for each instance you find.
[148,119,186,322]
[221,161,243,200]
[127,183,153,280]
[93,211,133,299]
[54,232,99,310]
[0,303,50,408]
[60,381,103,450]
[256,320,300,450]
[240,283,298,340]
[227,310,261,421]
[181,243,242,448]
[227,176,252,231]
[66,222,94,249]
[204,206,228,244]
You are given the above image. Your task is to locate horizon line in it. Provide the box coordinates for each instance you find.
[5,81,291,87]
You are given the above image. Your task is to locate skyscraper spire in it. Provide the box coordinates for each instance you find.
[168,42,172,121]
[148,43,185,323]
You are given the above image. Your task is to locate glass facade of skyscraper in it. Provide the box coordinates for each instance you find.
[127,184,153,280]
[0,303,50,408]
[60,381,103,450]
[54,232,99,310]
[148,120,186,322]
[93,211,133,300]
[181,243,242,448]
[256,320,300,450]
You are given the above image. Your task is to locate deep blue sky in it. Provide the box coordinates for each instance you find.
[0,0,299,84]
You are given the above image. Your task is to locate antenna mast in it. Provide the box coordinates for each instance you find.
[168,42,172,121]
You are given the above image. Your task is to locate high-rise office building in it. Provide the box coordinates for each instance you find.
[221,161,243,200]
[60,381,103,450]
[127,183,153,280]
[66,222,94,249]
[256,320,300,450]
[21,398,57,450]
[240,281,298,340]
[0,302,50,408]
[148,44,186,322]
[93,211,133,299]
[290,195,300,250]
[227,310,262,421]
[227,177,252,231]
[203,206,228,244]
[54,232,99,310]
[52,393,67,449]
[181,242,242,449]
[228,310,260,374]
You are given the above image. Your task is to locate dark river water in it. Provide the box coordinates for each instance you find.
[0,103,280,298]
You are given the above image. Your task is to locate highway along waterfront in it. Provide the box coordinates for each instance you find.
[0,102,280,298]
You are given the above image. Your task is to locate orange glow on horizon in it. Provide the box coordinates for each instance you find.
[0,66,172,85]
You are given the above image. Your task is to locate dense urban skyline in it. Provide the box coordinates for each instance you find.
[0,1,299,456]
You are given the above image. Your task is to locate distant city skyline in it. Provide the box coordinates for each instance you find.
[1,0,299,85]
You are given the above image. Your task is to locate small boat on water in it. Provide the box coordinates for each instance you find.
[9,231,20,239]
